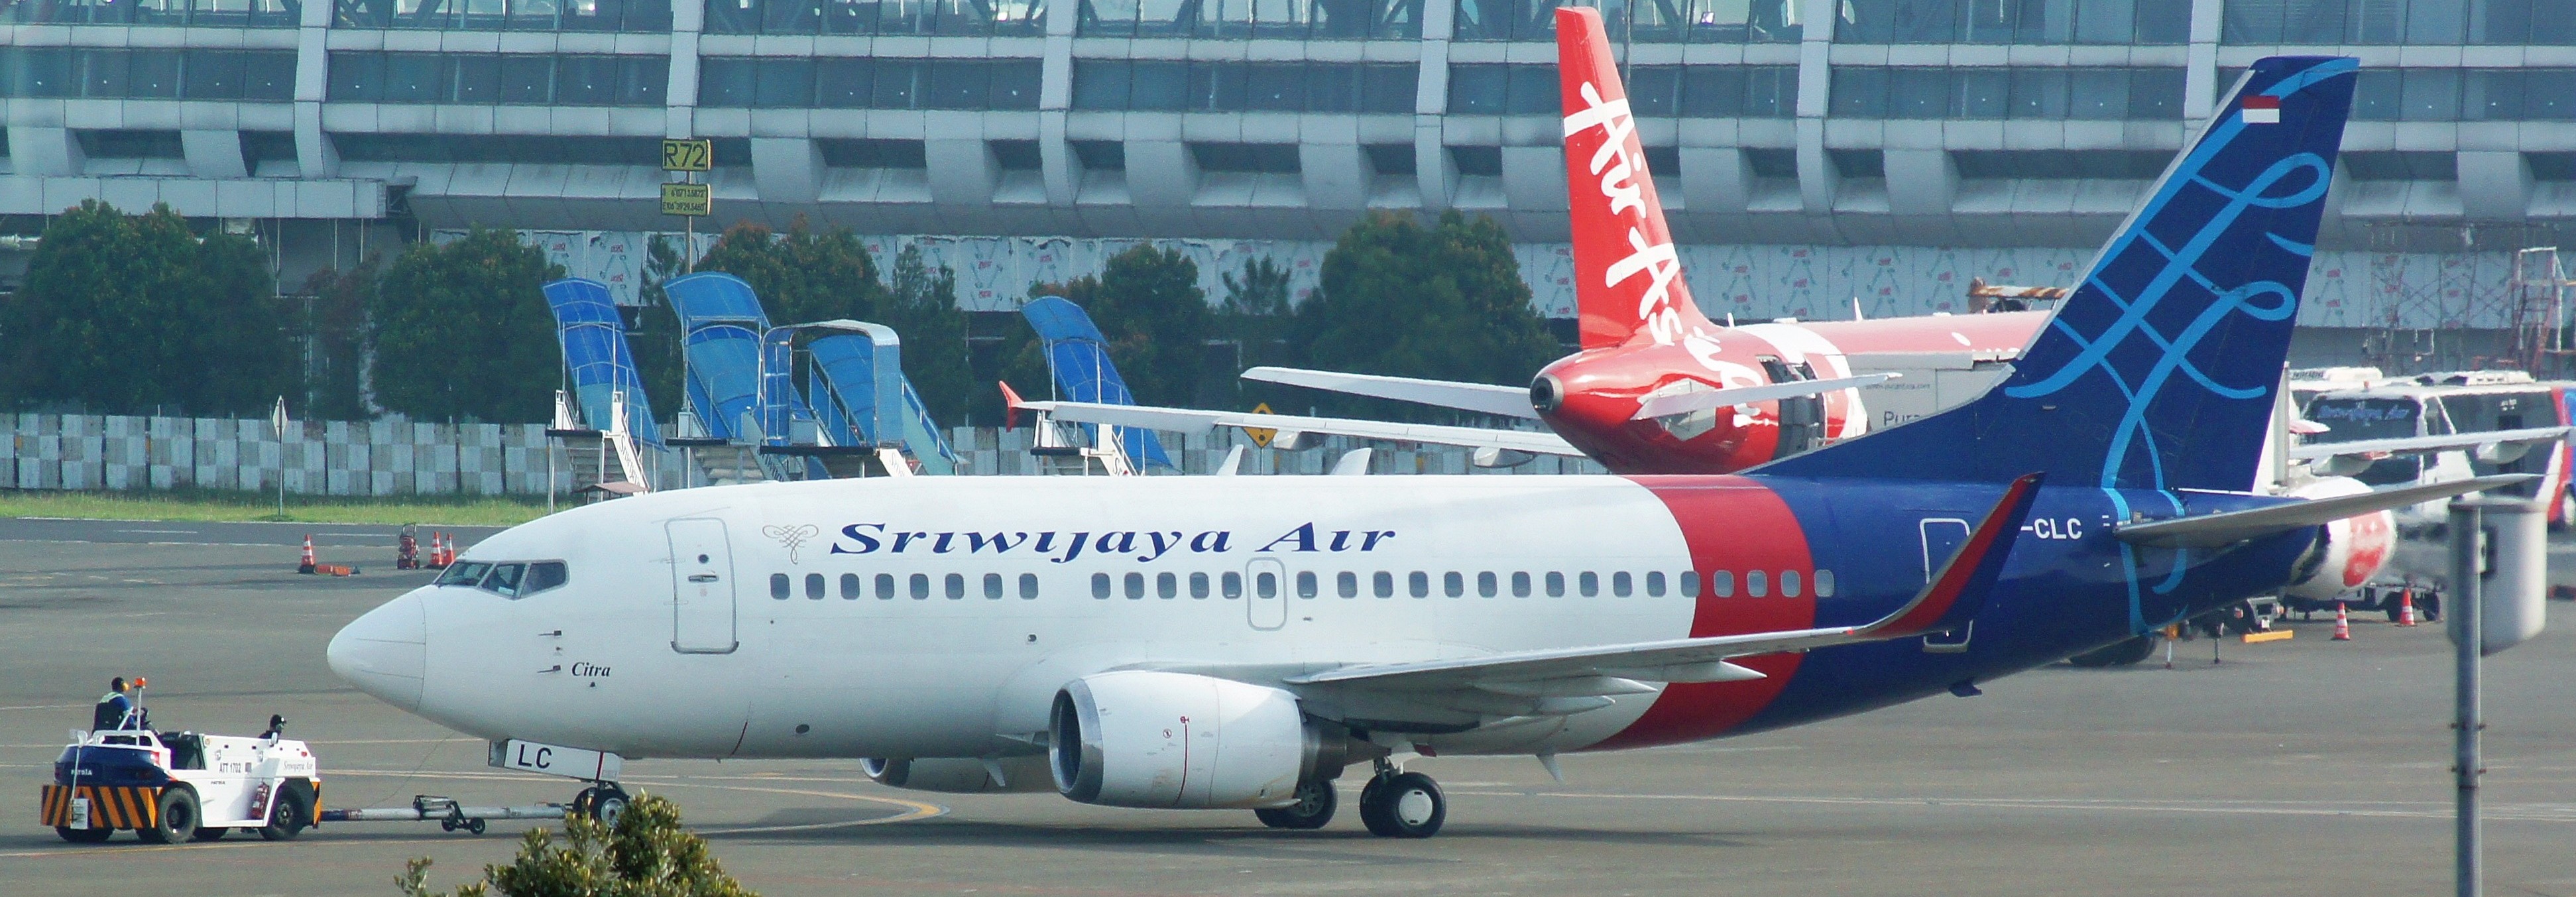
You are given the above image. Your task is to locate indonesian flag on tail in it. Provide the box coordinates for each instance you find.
[2242,94,2282,124]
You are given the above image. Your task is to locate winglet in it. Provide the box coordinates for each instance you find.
[999,381,1027,430]
[1859,473,2044,638]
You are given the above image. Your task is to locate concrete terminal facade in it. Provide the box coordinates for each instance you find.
[1,0,2569,331]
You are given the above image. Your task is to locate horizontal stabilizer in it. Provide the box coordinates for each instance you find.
[1240,367,1538,419]
[2114,474,2537,548]
[1631,373,1900,421]
[1011,398,1582,457]
[2290,426,2571,461]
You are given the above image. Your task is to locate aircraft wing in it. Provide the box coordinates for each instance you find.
[2290,426,2571,461]
[1240,367,1539,419]
[1014,398,1584,457]
[2113,474,2536,550]
[1276,474,2041,721]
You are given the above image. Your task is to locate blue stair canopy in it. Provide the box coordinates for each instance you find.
[806,332,959,475]
[1019,296,1175,471]
[660,272,827,479]
[540,278,663,449]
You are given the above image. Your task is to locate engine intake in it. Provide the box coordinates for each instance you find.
[1049,671,1344,809]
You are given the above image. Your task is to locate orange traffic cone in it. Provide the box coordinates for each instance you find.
[436,533,453,567]
[430,533,446,568]
[298,535,317,574]
[2396,588,2419,627]
[2332,601,2352,641]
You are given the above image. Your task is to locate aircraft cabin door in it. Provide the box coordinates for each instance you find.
[1246,558,1287,630]
[1918,518,1971,653]
[668,518,739,654]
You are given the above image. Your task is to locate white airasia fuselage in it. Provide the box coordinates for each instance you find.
[346,475,1716,762]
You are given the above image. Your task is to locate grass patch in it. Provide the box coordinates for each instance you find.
[0,489,552,527]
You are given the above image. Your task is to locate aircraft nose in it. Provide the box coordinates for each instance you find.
[328,592,427,711]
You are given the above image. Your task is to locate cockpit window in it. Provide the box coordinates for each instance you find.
[438,562,492,587]
[524,562,569,595]
[482,563,526,597]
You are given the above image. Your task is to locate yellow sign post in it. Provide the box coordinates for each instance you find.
[1245,403,1277,448]
[660,139,713,172]
[660,182,712,217]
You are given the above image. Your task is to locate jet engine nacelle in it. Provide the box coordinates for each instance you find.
[2282,476,2396,601]
[860,755,1057,794]
[1047,671,1342,809]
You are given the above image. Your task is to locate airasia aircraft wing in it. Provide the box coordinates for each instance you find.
[2288,426,2572,461]
[1241,367,1542,419]
[1282,474,2040,701]
[1014,397,1584,457]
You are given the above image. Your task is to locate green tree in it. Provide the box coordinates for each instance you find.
[629,235,689,421]
[1215,255,1297,409]
[875,245,972,428]
[1,200,295,416]
[298,257,382,420]
[1291,211,1560,420]
[370,227,565,422]
[396,793,754,897]
[693,216,885,326]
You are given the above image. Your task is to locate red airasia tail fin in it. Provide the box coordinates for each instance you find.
[1557,6,1716,351]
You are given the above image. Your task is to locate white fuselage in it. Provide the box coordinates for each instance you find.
[337,475,1775,762]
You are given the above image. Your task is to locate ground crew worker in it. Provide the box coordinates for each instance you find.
[92,677,132,731]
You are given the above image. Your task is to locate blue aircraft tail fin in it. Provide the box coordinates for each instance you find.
[1760,56,2356,493]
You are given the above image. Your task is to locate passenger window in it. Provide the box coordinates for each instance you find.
[1092,573,1111,599]
[438,562,491,587]
[1257,571,1279,598]
[1124,572,1145,599]
[1513,571,1531,597]
[1190,571,1210,599]
[1781,570,1802,597]
[984,573,1004,599]
[876,573,896,599]
[1748,569,1769,597]
[1157,572,1177,599]
[524,562,568,595]
[1545,571,1566,597]
[1374,571,1395,598]
[1476,571,1497,597]
[1296,571,1318,598]
[1222,571,1244,599]
[1680,570,1700,597]
[1020,573,1039,599]
[1408,571,1429,597]
[944,573,965,599]
[804,573,825,599]
[1815,569,1836,597]
[1644,571,1665,597]
[1712,570,1735,597]
[769,573,791,600]
[1612,571,1633,597]
[1578,571,1598,597]
[1337,571,1358,597]
[1443,571,1464,597]
[839,573,860,599]
[909,573,930,600]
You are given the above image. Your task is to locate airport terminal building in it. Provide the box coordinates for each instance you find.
[0,0,2569,333]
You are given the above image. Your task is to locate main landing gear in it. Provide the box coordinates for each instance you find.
[1252,758,1448,837]
[571,782,630,827]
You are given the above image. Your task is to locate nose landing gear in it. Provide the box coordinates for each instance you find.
[571,782,630,827]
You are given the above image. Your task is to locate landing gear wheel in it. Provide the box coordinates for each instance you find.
[1358,772,1444,838]
[138,787,201,845]
[259,787,310,841]
[54,825,113,844]
[1254,778,1338,830]
[575,784,630,827]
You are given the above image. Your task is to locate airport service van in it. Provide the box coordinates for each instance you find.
[2300,372,2575,528]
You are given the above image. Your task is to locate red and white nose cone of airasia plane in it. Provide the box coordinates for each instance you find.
[2281,476,2396,600]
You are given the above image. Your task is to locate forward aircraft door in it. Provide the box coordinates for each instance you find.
[668,519,739,654]
[1918,518,1971,652]
[1246,558,1287,630]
